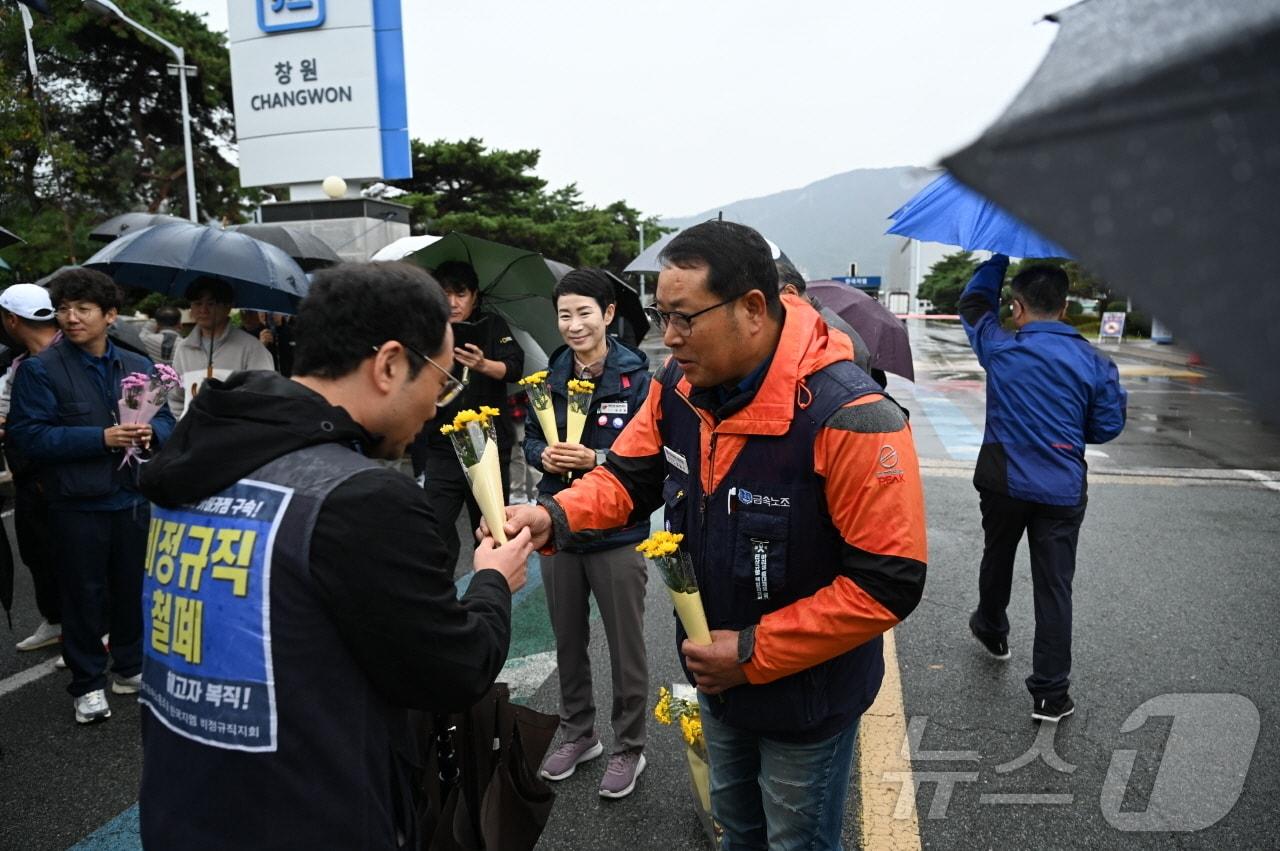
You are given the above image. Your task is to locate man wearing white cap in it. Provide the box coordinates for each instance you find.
[0,283,62,652]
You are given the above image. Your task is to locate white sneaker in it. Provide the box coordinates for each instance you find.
[73,689,111,724]
[111,674,142,695]
[16,620,61,651]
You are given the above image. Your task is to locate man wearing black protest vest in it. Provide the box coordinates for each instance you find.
[136,262,533,849]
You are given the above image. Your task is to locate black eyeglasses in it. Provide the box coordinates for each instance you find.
[372,343,465,405]
[644,295,740,336]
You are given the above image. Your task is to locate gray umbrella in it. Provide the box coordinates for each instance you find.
[945,0,1280,420]
[90,212,187,242]
[226,224,342,272]
[624,229,793,274]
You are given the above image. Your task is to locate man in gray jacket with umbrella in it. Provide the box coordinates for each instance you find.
[169,278,275,417]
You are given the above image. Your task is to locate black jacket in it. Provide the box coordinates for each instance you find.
[428,310,524,451]
[137,371,512,848]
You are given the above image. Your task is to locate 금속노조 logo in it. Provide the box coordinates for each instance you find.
[257,0,326,33]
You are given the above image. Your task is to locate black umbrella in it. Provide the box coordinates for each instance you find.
[0,226,24,250]
[90,212,187,243]
[603,270,650,347]
[945,0,1280,420]
[83,221,309,315]
[226,223,342,272]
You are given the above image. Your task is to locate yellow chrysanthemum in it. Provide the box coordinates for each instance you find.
[439,424,456,435]
[566,379,596,395]
[653,687,672,725]
[518,370,550,386]
[680,714,703,748]
[636,530,685,558]
[449,407,499,432]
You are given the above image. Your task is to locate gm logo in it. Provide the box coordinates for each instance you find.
[258,0,326,33]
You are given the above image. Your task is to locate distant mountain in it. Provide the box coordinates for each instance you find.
[663,166,940,281]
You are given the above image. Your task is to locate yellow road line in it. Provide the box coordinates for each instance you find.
[1116,364,1205,379]
[858,628,922,850]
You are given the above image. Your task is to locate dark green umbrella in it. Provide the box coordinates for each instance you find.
[405,233,565,354]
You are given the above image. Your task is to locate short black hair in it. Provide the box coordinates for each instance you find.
[554,268,616,314]
[155,306,182,327]
[775,261,806,293]
[1010,265,1069,317]
[184,277,235,305]
[292,262,449,380]
[48,268,123,313]
[433,260,479,294]
[659,220,781,319]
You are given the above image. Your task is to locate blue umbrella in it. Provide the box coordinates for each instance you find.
[886,173,1072,259]
[84,221,309,314]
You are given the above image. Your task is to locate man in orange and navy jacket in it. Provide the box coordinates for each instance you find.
[498,220,926,850]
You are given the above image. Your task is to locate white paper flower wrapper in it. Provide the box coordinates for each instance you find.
[449,421,508,545]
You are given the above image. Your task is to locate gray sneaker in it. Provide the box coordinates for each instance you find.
[540,736,603,781]
[73,689,111,725]
[111,674,142,695]
[16,619,61,651]
[598,750,646,799]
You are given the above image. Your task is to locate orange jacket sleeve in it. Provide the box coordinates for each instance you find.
[742,395,927,685]
[548,371,668,547]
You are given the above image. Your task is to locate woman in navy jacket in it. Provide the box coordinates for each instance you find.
[523,268,652,799]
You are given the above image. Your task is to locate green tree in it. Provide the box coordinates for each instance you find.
[918,250,977,313]
[1007,256,1118,309]
[390,138,666,270]
[0,2,256,278]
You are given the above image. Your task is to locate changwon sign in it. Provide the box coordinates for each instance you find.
[228,0,410,187]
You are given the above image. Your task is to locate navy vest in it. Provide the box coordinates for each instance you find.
[35,340,151,504]
[659,360,887,740]
[140,444,419,849]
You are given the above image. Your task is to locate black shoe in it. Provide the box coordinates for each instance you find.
[968,612,1010,660]
[1031,693,1075,723]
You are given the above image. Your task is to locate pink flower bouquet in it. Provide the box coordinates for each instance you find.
[117,364,179,468]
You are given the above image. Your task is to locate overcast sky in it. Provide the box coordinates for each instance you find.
[177,0,1065,218]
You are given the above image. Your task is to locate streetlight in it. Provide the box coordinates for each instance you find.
[84,0,199,223]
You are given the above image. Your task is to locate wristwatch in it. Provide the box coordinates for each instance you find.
[737,625,757,666]
[595,448,608,467]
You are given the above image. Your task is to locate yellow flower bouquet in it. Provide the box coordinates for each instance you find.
[637,531,710,645]
[655,684,718,844]
[564,378,595,444]
[517,370,559,445]
[563,378,595,481]
[440,407,507,544]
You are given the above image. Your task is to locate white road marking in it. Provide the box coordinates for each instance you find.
[1239,470,1280,492]
[0,657,58,698]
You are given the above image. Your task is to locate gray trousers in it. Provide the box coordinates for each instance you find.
[542,546,649,753]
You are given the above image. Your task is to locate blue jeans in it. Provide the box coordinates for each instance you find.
[699,693,859,851]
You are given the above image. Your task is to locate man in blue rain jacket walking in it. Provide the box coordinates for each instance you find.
[959,254,1126,722]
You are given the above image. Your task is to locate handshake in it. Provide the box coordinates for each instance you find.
[470,503,555,595]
